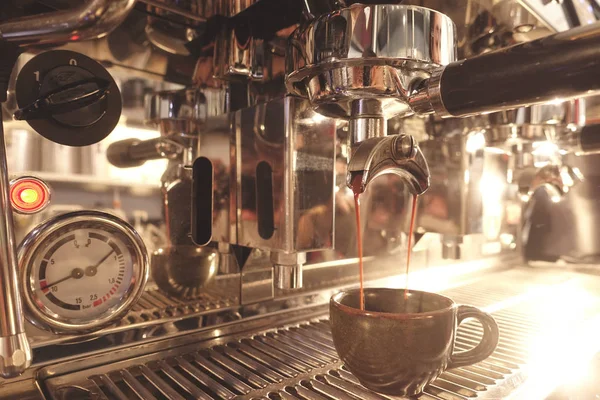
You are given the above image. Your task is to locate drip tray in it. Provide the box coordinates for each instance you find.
[42,267,600,400]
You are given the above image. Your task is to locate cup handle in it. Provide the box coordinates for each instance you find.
[448,305,499,369]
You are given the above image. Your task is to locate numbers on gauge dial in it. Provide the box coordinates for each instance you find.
[32,229,134,319]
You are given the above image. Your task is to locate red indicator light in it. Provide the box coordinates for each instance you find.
[9,177,51,214]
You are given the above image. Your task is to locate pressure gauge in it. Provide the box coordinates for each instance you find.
[18,211,149,334]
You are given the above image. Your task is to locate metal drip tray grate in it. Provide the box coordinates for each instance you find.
[120,288,238,326]
[45,318,524,400]
[43,268,600,400]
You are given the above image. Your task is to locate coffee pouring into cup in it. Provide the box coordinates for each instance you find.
[330,288,500,397]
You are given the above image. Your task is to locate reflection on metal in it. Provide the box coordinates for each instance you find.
[286,4,457,119]
[0,0,137,46]
[198,97,336,255]
[109,88,228,297]
[39,267,600,400]
[348,134,430,195]
[6,0,600,394]
[484,100,586,147]
[0,123,32,377]
[272,252,305,290]
[151,247,219,299]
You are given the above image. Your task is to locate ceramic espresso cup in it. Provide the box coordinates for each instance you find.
[330,288,499,397]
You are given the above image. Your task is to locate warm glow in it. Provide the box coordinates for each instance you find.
[9,177,51,214]
[19,188,39,204]
[532,141,559,167]
[517,280,600,398]
[465,131,486,153]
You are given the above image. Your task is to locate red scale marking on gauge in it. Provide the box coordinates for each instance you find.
[39,280,49,293]
[93,298,103,307]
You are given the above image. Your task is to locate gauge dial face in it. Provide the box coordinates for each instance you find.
[19,212,148,333]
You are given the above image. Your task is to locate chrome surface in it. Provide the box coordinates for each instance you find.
[110,88,227,296]
[0,0,137,46]
[17,211,149,334]
[0,122,32,378]
[410,66,445,116]
[3,0,599,395]
[272,252,306,290]
[419,132,498,237]
[36,266,600,400]
[484,99,586,146]
[26,279,240,349]
[197,96,336,255]
[40,140,79,175]
[347,134,430,195]
[236,97,336,253]
[0,333,31,380]
[214,27,262,80]
[5,126,41,173]
[286,4,457,119]
[146,88,226,135]
[151,247,219,299]
[107,138,184,168]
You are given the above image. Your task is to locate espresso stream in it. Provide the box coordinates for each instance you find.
[351,174,365,310]
[351,174,418,311]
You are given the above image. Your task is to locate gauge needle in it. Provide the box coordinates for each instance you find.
[41,268,84,290]
[41,250,114,290]
[85,249,115,277]
[94,249,115,268]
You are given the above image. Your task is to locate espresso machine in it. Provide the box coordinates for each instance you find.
[2,0,600,399]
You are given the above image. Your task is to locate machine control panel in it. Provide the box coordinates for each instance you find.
[14,50,121,147]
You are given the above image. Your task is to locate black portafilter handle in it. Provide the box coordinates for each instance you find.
[420,21,600,117]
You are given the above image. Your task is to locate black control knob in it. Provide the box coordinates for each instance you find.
[15,50,121,147]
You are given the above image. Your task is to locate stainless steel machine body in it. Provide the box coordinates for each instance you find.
[2,0,600,398]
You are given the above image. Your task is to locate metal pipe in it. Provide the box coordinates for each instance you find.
[0,0,137,45]
[0,121,32,378]
[412,21,600,118]
[106,137,184,168]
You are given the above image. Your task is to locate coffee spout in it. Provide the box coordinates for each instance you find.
[347,134,430,195]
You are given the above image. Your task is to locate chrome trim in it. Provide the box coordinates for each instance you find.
[0,125,31,378]
[18,211,149,334]
[426,66,447,116]
[286,4,457,119]
[408,66,447,116]
[0,0,137,46]
[0,333,30,380]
